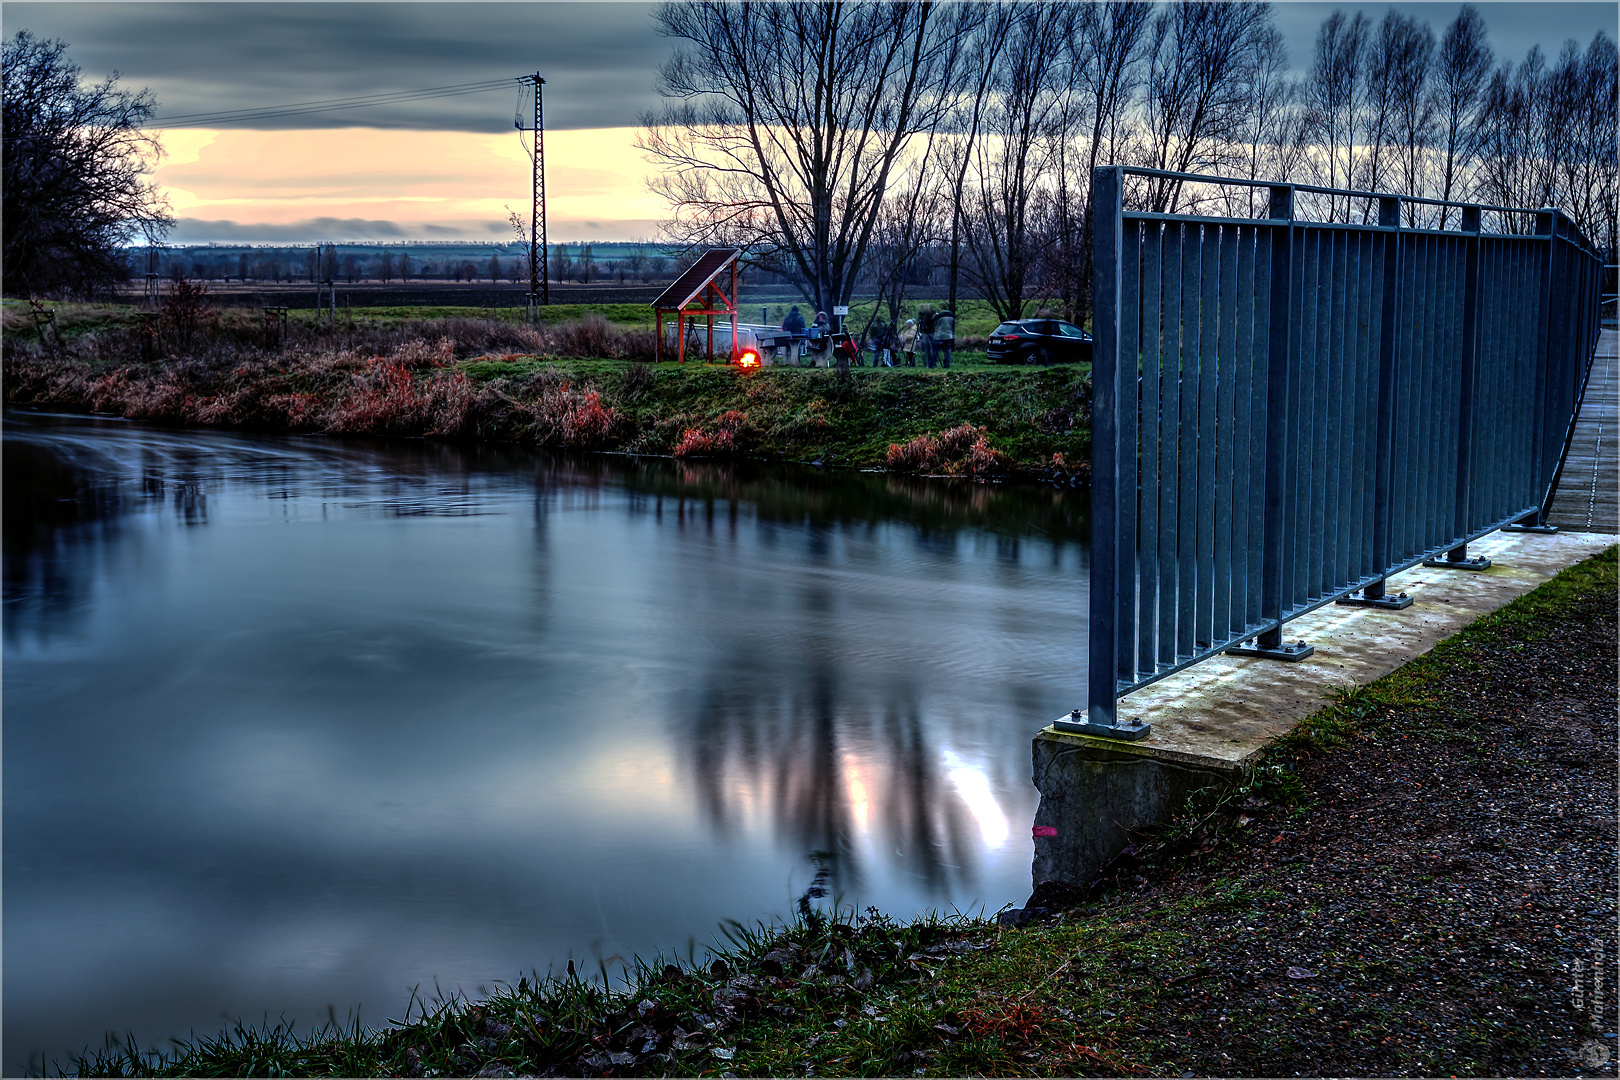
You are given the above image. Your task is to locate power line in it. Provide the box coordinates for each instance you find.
[150,78,520,128]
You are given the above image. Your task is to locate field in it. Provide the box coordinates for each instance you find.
[102,282,1050,342]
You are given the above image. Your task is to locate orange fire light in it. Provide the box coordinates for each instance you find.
[737,350,760,368]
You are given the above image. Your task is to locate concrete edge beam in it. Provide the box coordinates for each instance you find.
[1030,530,1617,890]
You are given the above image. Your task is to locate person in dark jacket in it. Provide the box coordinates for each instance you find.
[933,308,956,368]
[781,306,807,364]
[918,306,937,368]
[868,314,891,367]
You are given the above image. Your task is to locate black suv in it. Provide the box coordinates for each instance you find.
[986,319,1093,365]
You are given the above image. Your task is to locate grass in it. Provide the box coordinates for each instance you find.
[58,547,1617,1077]
[2,303,1093,476]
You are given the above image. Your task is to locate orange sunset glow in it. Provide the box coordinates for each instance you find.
[151,126,667,242]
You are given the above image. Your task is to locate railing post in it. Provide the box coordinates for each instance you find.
[1063,166,1148,740]
[1231,184,1313,660]
[1339,195,1413,608]
[1424,204,1491,570]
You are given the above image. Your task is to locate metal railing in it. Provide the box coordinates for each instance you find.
[1076,165,1604,738]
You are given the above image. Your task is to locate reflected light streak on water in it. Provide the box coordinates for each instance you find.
[2,411,1090,1076]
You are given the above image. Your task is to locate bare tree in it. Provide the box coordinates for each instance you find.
[1136,1,1276,214]
[1383,13,1437,224]
[1063,0,1152,321]
[1302,10,1369,221]
[1431,5,1493,226]
[640,1,965,318]
[1226,24,1304,217]
[1561,33,1617,256]
[959,2,1077,321]
[1359,11,1434,215]
[863,128,949,333]
[938,2,1017,315]
[1477,32,1619,251]
[2,31,172,297]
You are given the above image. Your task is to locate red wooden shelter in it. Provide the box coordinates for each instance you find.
[650,248,741,363]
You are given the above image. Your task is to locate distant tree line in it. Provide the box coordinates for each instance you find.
[113,242,680,288]
[641,1,1618,326]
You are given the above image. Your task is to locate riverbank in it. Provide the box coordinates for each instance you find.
[66,546,1617,1078]
[1,307,1090,481]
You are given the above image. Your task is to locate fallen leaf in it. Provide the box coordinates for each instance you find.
[1287,966,1317,979]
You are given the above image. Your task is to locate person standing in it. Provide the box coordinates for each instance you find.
[918,305,937,368]
[933,308,956,368]
[898,318,917,366]
[868,313,890,367]
[781,305,806,365]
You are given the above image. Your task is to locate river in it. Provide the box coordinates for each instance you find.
[2,410,1090,1075]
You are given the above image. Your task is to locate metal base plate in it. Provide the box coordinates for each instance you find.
[1050,717,1152,741]
[1228,639,1315,661]
[1502,523,1559,534]
[1336,592,1413,610]
[1423,556,1492,571]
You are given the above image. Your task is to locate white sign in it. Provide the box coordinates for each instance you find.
[832,305,850,316]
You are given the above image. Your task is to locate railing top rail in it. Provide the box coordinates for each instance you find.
[1111,164,1570,222]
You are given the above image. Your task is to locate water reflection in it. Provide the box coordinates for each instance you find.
[3,410,1087,1076]
[686,663,984,897]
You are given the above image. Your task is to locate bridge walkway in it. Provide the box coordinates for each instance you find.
[1547,328,1619,533]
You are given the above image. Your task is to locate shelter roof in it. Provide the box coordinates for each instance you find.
[651,248,740,311]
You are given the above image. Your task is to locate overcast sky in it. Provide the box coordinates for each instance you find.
[5,1,1616,243]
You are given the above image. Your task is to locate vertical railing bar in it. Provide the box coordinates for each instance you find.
[1214,225,1238,641]
[1416,234,1439,550]
[1086,165,1124,727]
[1371,196,1401,584]
[1349,230,1372,584]
[1257,185,1294,649]
[1325,228,1348,591]
[1489,239,1512,519]
[1140,221,1162,674]
[1310,229,1331,598]
[1238,226,1261,632]
[1453,234,1473,536]
[1178,224,1202,660]
[1197,225,1219,650]
[1478,237,1500,522]
[1391,213,1413,562]
[1520,241,1540,505]
[1430,235,1453,547]
[1530,213,1554,514]
[1295,228,1318,607]
[1118,216,1141,688]
[1159,224,1182,667]
[1451,206,1481,552]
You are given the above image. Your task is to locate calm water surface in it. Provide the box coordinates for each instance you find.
[3,411,1091,1075]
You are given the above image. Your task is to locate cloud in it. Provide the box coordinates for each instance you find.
[11,0,1615,142]
[6,2,669,133]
